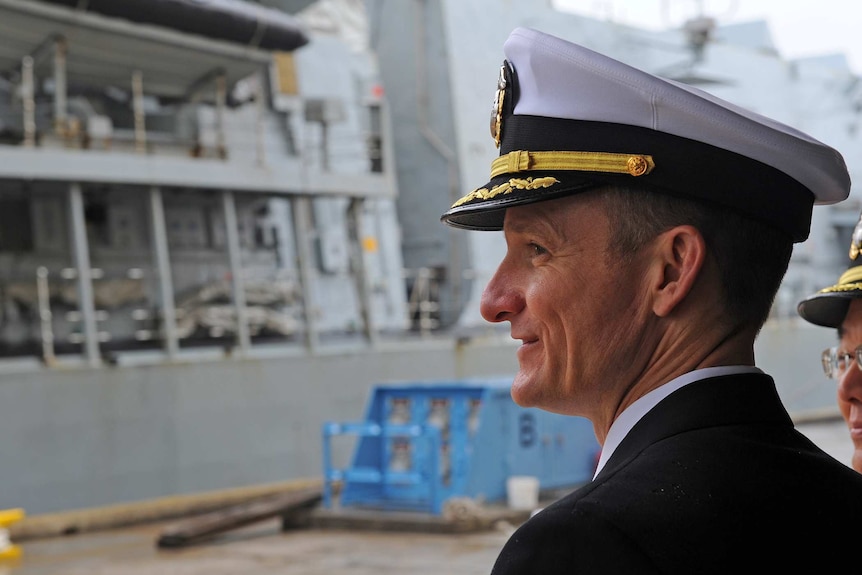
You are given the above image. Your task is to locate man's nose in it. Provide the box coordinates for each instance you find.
[480,265,524,323]
[839,358,862,402]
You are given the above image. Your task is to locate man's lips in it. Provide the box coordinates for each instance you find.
[514,336,539,359]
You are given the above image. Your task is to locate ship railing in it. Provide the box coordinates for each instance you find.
[32,266,150,367]
[5,41,383,178]
[1,247,496,368]
[10,36,239,162]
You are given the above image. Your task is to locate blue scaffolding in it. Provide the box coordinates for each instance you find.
[322,378,600,515]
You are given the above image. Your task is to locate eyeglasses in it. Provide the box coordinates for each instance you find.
[821,346,862,379]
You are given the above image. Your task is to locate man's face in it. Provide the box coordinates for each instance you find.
[479,194,650,418]
[838,298,862,473]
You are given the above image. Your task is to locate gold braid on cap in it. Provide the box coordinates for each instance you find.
[818,265,862,294]
[450,150,655,209]
[490,151,655,178]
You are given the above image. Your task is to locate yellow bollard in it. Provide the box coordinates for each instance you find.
[0,509,25,561]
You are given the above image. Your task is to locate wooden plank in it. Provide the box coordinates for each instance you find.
[155,487,322,548]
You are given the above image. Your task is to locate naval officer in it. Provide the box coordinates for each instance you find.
[798,212,862,474]
[441,26,862,574]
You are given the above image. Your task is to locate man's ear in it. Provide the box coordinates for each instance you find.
[650,225,706,318]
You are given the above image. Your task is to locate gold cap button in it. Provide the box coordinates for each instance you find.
[627,155,649,176]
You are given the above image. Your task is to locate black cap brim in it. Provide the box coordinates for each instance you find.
[797,263,862,328]
[797,293,856,328]
[441,176,601,230]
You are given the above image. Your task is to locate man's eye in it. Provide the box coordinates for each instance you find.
[530,243,548,256]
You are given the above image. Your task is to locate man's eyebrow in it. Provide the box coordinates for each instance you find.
[506,211,570,242]
[505,219,531,234]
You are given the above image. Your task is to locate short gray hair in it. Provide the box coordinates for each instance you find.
[598,185,793,331]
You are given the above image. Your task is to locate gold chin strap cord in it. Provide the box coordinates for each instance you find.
[490,150,655,178]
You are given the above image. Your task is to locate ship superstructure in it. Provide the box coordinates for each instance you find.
[0,0,415,365]
[0,0,487,515]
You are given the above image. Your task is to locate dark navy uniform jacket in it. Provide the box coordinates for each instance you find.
[491,373,862,574]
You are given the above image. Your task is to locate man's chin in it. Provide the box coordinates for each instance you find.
[509,372,540,407]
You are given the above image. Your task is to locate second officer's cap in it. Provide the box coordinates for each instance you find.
[798,212,862,327]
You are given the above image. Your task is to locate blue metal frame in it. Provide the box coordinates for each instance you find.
[321,379,599,516]
[322,421,443,513]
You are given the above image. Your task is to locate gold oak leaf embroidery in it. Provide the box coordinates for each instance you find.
[451,177,559,208]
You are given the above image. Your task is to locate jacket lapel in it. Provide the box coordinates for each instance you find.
[594,373,792,481]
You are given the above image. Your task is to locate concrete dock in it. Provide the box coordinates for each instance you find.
[5,416,854,575]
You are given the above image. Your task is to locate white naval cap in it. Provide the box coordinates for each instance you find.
[441,27,851,242]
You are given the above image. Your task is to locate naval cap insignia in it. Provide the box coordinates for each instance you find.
[851,211,862,260]
[490,62,508,148]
